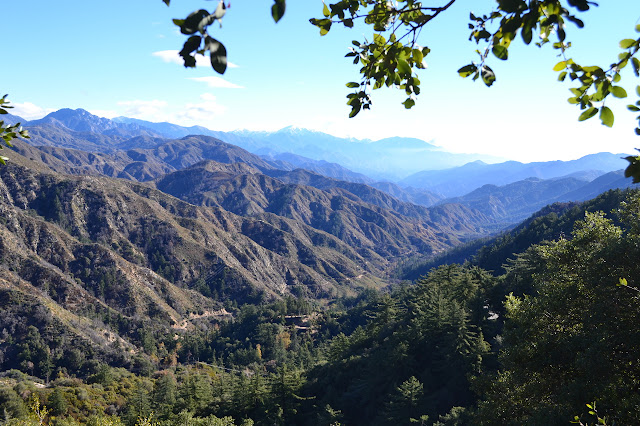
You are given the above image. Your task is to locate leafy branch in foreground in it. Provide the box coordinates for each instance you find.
[310,0,640,180]
[312,0,457,117]
[0,94,30,165]
[162,0,286,75]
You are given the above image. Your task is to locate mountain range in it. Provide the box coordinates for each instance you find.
[9,108,634,200]
[0,106,637,385]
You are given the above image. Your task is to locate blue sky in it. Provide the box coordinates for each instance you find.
[4,0,640,162]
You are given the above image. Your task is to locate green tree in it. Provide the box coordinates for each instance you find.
[125,381,153,426]
[0,387,28,420]
[384,376,426,424]
[177,372,212,416]
[152,372,177,419]
[269,366,306,425]
[17,326,52,382]
[475,199,640,424]
[47,388,68,418]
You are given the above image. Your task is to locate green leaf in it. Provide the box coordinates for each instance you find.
[628,105,640,112]
[402,98,415,109]
[272,0,286,23]
[481,65,496,87]
[558,71,567,81]
[180,36,201,56]
[637,85,640,97]
[182,54,196,68]
[581,65,602,74]
[566,15,584,28]
[457,64,477,78]
[346,82,359,88]
[599,106,614,127]
[521,26,533,44]
[322,3,330,17]
[397,59,411,75]
[619,278,629,287]
[373,33,386,46]
[578,107,598,121]
[205,36,227,74]
[553,61,567,71]
[163,0,170,5]
[610,86,628,98]
[412,49,424,65]
[625,155,640,183]
[181,10,209,35]
[619,38,637,49]
[349,103,361,118]
[632,57,640,77]
[310,18,332,35]
[492,45,508,60]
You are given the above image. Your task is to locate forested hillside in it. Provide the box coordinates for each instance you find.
[2,169,639,424]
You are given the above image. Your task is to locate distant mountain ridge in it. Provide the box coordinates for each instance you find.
[18,108,504,180]
[401,153,630,197]
[13,107,637,222]
[231,128,503,180]
[29,108,162,138]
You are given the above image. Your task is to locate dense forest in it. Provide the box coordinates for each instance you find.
[1,188,639,425]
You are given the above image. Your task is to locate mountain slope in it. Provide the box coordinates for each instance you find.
[0,159,386,302]
[398,188,635,280]
[443,176,590,224]
[153,161,495,260]
[555,170,635,201]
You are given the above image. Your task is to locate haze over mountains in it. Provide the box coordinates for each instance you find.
[9,108,633,196]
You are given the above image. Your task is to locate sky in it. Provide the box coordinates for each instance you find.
[3,0,640,162]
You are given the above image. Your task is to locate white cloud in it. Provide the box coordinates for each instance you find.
[117,100,169,121]
[188,76,243,89]
[176,93,227,124]
[152,50,238,68]
[11,102,55,120]
[111,95,226,127]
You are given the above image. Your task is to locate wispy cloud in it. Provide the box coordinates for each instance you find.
[117,100,168,119]
[177,93,227,122]
[152,50,238,68]
[11,102,55,120]
[113,95,226,127]
[188,76,244,89]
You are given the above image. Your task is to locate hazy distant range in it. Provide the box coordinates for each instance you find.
[9,108,635,199]
[110,117,632,184]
